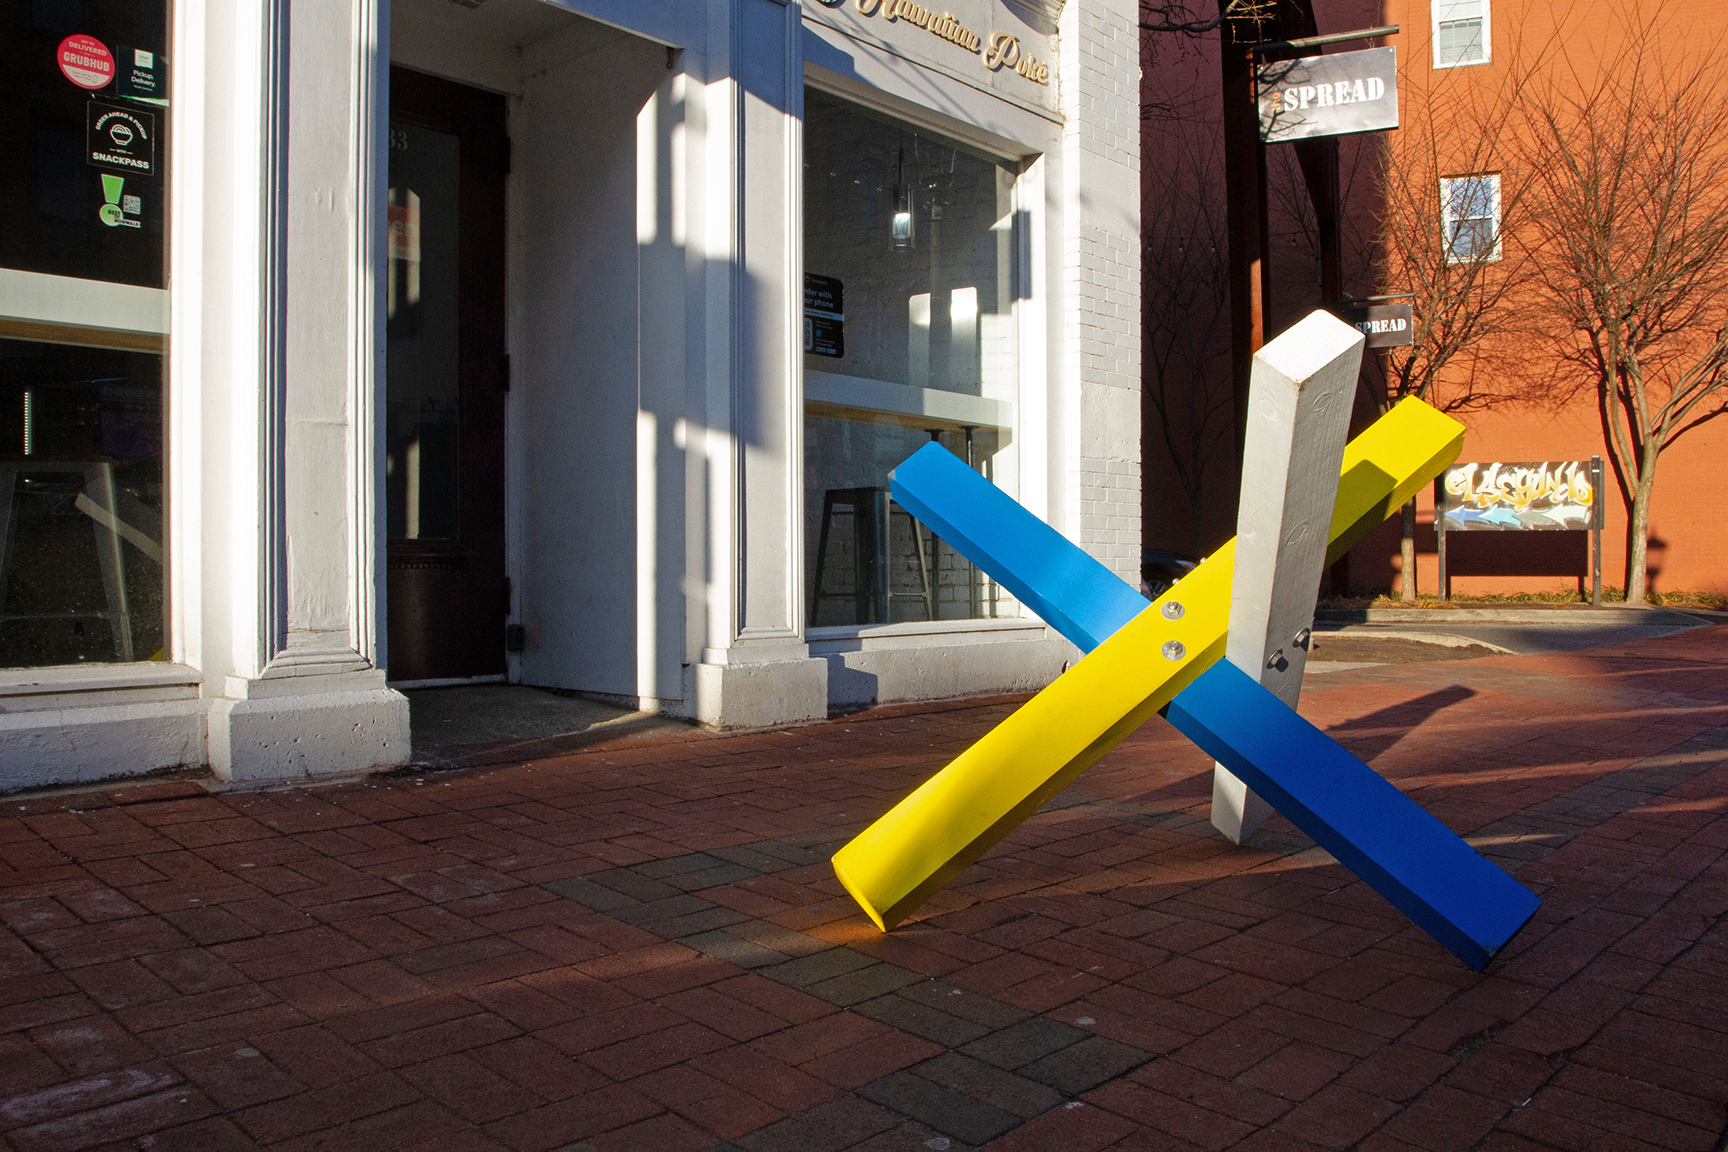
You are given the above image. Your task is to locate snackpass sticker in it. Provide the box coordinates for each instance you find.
[87,100,155,176]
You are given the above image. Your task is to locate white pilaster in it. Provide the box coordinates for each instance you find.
[203,0,407,780]
[1058,0,1142,585]
[690,0,827,728]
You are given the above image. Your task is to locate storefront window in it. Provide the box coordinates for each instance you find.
[804,88,1019,627]
[0,1,171,667]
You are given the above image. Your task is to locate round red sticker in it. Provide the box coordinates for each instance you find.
[57,34,114,89]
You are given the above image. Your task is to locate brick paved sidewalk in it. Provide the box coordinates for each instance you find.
[2,629,1726,1152]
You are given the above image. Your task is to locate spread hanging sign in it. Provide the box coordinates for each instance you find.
[1258,46,1398,143]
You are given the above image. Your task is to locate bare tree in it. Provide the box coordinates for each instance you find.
[1520,10,1728,604]
[1143,127,1235,553]
[1365,49,1543,598]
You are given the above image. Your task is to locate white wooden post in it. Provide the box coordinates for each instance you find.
[1212,310,1364,843]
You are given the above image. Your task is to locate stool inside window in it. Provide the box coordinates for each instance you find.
[810,487,935,626]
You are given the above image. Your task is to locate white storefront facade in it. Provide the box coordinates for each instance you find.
[0,0,1139,788]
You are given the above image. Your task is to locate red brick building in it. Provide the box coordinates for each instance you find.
[1141,0,1728,599]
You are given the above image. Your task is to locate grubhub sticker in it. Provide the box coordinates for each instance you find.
[58,34,114,89]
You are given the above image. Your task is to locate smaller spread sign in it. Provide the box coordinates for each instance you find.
[804,274,844,359]
[1342,302,1413,348]
[58,34,114,89]
[87,101,155,176]
[116,47,165,101]
[1258,46,1398,143]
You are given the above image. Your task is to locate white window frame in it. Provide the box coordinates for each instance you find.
[1433,0,1491,69]
[1440,174,1501,264]
[799,69,1049,638]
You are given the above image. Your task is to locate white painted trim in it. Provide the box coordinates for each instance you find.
[0,270,169,336]
[168,0,202,673]
[807,617,1045,644]
[1431,0,1491,69]
[386,674,507,690]
[805,371,1013,431]
[255,0,290,674]
[353,0,386,668]
[0,663,202,699]
[800,7,1061,129]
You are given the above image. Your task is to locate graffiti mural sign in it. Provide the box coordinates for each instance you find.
[1438,460,1603,531]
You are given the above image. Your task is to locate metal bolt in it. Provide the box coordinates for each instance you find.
[1266,648,1285,669]
[1161,601,1184,620]
[1293,628,1312,650]
[1162,640,1186,661]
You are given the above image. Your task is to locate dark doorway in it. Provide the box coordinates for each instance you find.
[385,68,507,683]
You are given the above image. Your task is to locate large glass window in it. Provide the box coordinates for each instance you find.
[803,88,1020,628]
[0,1,171,668]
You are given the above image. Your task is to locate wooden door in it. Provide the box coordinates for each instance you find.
[384,68,508,682]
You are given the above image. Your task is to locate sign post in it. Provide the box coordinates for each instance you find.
[1224,25,1398,475]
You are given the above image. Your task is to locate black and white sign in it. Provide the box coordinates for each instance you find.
[86,100,155,176]
[1342,302,1413,348]
[115,46,165,101]
[804,274,844,359]
[1258,46,1398,144]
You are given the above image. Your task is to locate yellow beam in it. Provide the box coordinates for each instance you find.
[831,397,1466,931]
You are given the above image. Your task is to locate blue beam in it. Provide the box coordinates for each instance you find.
[889,443,1539,969]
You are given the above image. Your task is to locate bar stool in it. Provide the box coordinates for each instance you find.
[0,461,140,662]
[810,486,936,626]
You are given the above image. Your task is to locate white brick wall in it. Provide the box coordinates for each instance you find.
[1060,0,1142,585]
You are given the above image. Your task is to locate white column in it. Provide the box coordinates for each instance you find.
[202,0,408,780]
[688,0,827,727]
[1058,0,1142,584]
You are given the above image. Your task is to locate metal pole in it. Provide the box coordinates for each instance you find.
[1591,455,1603,607]
[1248,24,1400,53]
[1223,10,1271,468]
[1434,476,1448,602]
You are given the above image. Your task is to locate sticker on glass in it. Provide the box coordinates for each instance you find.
[58,34,114,89]
[87,101,155,176]
[99,174,142,229]
[116,46,166,101]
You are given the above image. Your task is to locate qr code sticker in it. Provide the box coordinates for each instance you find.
[122,195,142,215]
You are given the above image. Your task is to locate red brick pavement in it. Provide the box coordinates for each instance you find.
[1,628,1726,1151]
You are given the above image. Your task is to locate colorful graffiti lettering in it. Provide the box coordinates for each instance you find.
[1440,460,1598,531]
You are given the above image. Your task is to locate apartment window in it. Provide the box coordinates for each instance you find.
[0,1,171,667]
[1434,0,1489,67]
[1441,174,1500,263]
[802,87,1022,628]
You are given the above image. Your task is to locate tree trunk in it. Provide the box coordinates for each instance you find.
[1400,499,1418,601]
[1626,475,1654,605]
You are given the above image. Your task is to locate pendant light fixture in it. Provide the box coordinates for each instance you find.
[891,144,914,250]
